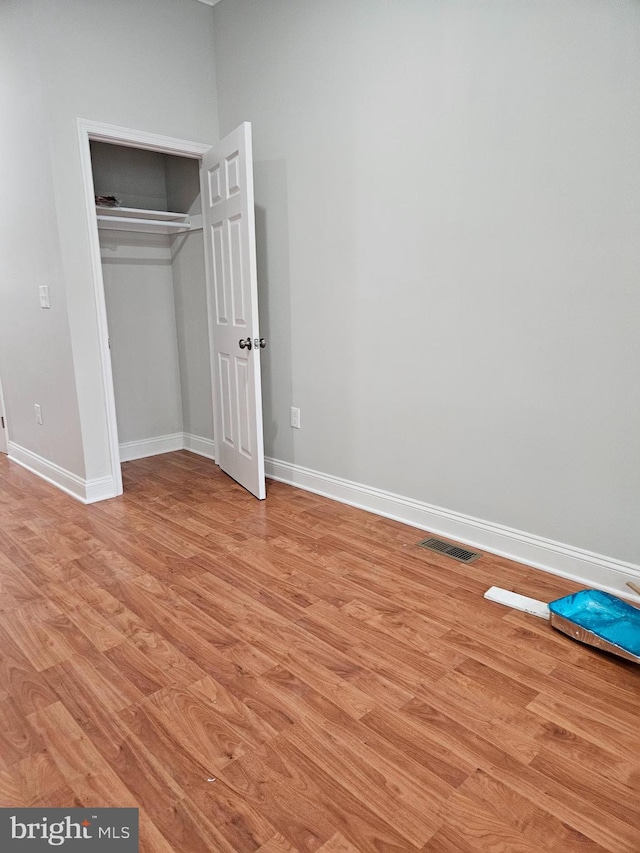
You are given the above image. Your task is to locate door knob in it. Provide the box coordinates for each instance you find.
[255,338,266,349]
[239,337,252,350]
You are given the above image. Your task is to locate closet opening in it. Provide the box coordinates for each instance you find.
[78,119,266,501]
[90,141,215,477]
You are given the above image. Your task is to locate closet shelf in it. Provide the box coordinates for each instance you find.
[96,206,193,234]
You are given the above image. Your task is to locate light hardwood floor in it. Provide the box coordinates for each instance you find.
[0,451,638,852]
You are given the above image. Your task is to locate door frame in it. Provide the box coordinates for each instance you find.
[0,368,8,454]
[77,119,213,496]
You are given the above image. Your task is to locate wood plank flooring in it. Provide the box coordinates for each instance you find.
[0,451,638,852]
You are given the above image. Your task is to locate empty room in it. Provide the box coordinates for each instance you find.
[0,1,638,851]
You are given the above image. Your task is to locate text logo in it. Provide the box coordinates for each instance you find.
[0,809,138,851]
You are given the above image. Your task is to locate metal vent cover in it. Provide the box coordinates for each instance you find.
[417,537,481,564]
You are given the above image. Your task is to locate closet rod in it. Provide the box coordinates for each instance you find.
[96,215,191,233]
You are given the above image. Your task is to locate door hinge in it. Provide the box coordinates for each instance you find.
[1,416,4,429]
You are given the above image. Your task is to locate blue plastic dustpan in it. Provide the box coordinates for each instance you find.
[548,589,640,664]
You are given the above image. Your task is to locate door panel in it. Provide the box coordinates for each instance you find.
[202,123,265,499]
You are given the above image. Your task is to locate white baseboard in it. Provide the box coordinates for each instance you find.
[8,442,117,504]
[264,456,640,602]
[7,432,215,504]
[119,433,185,462]
[85,475,118,503]
[119,432,215,463]
[183,433,216,461]
[10,437,637,600]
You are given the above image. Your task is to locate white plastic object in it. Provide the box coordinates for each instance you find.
[484,586,550,620]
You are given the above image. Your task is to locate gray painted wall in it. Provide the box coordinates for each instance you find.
[213,0,640,563]
[0,2,85,475]
[91,142,170,211]
[94,144,182,448]
[2,0,638,568]
[100,232,184,445]
[165,156,202,216]
[0,0,219,482]
[171,231,214,441]
[166,156,215,442]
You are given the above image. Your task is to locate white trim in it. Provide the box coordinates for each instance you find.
[194,0,222,6]
[119,432,215,462]
[0,370,8,454]
[8,442,117,504]
[77,119,210,158]
[75,118,215,503]
[119,433,185,462]
[76,120,124,497]
[265,457,640,602]
[183,433,216,461]
[6,434,215,503]
[85,476,118,504]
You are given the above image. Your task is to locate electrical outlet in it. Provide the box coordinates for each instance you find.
[39,286,50,309]
[290,406,301,429]
[34,403,43,425]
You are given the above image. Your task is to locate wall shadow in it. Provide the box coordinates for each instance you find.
[254,159,294,471]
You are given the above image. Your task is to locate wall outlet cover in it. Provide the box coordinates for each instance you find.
[39,285,50,308]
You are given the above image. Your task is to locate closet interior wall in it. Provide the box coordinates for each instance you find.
[90,142,215,466]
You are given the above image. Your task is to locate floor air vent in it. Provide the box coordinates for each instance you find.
[417,537,481,564]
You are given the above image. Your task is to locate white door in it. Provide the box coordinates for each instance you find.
[0,376,7,454]
[202,122,266,499]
